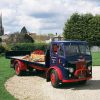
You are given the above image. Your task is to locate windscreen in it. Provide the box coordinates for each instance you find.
[64,44,91,56]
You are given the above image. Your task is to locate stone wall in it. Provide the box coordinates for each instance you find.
[91,46,100,52]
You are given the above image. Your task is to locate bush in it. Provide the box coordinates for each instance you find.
[0,45,5,53]
[0,44,10,54]
[10,43,49,51]
[0,53,5,57]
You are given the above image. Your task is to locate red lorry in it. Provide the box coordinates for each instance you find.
[6,38,92,88]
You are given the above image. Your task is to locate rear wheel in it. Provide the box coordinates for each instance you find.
[50,70,60,88]
[15,63,24,76]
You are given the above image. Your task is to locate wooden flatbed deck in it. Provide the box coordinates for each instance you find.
[10,56,46,67]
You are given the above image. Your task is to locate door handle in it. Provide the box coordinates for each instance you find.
[58,59,61,64]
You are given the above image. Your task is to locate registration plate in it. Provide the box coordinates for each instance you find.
[79,75,85,78]
[78,71,85,78]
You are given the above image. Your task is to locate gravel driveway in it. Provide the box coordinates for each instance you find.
[5,67,100,100]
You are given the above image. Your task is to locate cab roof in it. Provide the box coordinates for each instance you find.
[51,40,88,44]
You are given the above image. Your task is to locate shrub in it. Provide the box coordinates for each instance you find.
[0,45,5,53]
[10,43,49,51]
[0,44,10,54]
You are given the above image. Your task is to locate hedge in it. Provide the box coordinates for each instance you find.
[10,43,49,51]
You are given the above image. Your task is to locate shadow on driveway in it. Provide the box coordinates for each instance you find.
[19,71,100,90]
[59,80,100,90]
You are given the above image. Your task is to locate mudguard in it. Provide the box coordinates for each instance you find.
[46,66,63,82]
[14,60,27,71]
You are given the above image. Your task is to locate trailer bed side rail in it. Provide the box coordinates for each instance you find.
[5,51,30,59]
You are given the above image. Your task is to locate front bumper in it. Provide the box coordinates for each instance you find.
[62,76,92,83]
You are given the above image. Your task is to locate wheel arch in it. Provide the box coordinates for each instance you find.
[46,66,63,82]
[14,60,27,70]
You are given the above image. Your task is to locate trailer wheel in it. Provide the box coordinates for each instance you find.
[15,63,24,76]
[50,70,60,88]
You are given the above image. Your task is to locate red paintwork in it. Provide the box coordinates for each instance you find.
[15,63,20,75]
[46,66,92,83]
[76,61,86,70]
[32,50,44,55]
[62,76,92,83]
[29,64,48,71]
[15,60,27,71]
[74,69,89,78]
[51,73,56,85]
[14,60,92,84]
[46,66,63,80]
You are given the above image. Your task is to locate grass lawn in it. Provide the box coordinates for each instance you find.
[92,52,100,66]
[0,57,15,100]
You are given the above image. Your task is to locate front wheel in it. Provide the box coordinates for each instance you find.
[50,70,60,88]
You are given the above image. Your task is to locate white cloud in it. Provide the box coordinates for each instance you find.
[17,15,41,32]
[0,0,100,34]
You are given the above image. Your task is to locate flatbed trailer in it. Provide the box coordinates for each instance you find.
[6,50,48,72]
[6,40,92,88]
[9,56,46,69]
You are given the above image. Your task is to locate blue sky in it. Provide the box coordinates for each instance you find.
[0,0,100,34]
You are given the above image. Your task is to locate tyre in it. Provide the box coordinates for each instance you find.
[50,70,60,88]
[78,80,87,85]
[15,63,24,76]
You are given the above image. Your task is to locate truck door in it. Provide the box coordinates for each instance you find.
[58,44,65,68]
[50,43,59,66]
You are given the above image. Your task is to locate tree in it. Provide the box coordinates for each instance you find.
[63,13,100,46]
[6,32,34,44]
[24,33,34,43]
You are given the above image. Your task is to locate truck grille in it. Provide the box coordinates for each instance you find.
[74,69,87,78]
[76,61,86,70]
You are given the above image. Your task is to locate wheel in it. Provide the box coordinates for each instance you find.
[15,63,24,76]
[78,80,87,85]
[50,70,60,88]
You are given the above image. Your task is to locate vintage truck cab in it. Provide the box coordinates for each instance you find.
[47,40,92,87]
